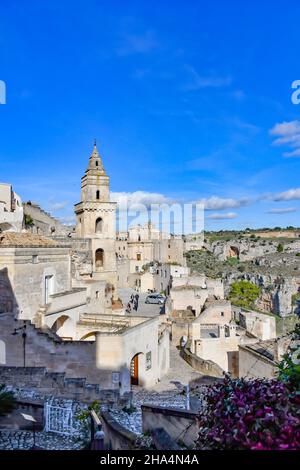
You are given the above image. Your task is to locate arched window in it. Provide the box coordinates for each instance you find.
[95,249,104,269]
[95,161,98,167]
[96,190,100,200]
[95,217,103,233]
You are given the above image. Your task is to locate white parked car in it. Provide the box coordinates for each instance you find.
[145,293,165,305]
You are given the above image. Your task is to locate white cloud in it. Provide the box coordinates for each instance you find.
[183,65,232,91]
[48,200,69,212]
[269,120,300,157]
[197,196,251,210]
[57,215,76,225]
[111,191,172,208]
[266,207,297,214]
[207,212,237,220]
[271,188,300,201]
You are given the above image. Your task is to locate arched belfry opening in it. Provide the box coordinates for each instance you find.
[95,248,104,269]
[95,217,103,233]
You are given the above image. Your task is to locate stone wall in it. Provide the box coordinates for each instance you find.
[100,410,138,450]
[180,347,224,378]
[0,366,130,405]
[23,202,72,236]
[142,404,199,448]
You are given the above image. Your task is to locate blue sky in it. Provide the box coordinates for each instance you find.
[0,0,300,230]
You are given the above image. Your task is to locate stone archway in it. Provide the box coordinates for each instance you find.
[51,315,75,339]
[80,332,97,341]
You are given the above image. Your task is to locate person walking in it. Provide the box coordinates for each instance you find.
[126,302,131,314]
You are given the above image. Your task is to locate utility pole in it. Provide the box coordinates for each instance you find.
[12,321,27,367]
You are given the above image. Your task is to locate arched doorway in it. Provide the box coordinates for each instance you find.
[95,249,104,269]
[130,353,143,386]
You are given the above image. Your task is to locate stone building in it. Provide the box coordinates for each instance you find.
[238,309,276,340]
[239,334,293,379]
[74,143,118,295]
[167,274,224,317]
[116,223,186,292]
[0,183,23,232]
[191,323,239,373]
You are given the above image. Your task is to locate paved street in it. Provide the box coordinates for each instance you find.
[118,288,164,317]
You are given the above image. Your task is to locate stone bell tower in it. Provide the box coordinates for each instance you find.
[74,142,117,292]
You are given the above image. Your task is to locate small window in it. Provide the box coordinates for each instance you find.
[95,161,98,167]
[146,351,152,370]
[137,253,141,261]
[32,255,38,264]
[95,291,100,299]
[95,217,103,233]
[221,311,224,317]
[96,190,100,200]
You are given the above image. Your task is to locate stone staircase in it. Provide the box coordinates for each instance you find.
[0,365,130,405]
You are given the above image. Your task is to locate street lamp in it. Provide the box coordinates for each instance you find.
[12,321,27,367]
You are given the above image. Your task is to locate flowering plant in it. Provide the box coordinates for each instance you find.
[196,376,300,450]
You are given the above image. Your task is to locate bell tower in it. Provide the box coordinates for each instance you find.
[74,142,117,292]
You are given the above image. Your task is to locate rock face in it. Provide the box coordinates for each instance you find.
[208,238,300,262]
[224,271,299,317]
[186,238,300,318]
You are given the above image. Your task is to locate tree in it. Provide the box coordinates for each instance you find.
[24,214,34,227]
[277,243,284,253]
[0,385,16,417]
[229,280,260,308]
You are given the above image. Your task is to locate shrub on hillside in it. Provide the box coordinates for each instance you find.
[228,280,260,308]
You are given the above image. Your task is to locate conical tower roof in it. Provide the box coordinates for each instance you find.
[86,140,106,174]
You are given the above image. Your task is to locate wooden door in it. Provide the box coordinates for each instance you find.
[130,355,139,385]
